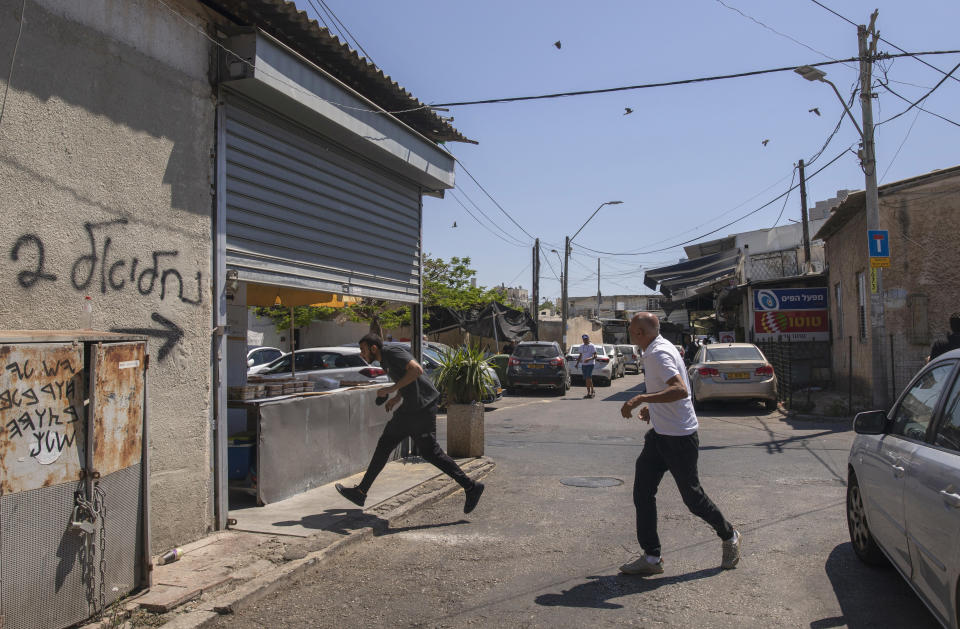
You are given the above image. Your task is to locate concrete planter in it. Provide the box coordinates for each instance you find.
[446,402,484,457]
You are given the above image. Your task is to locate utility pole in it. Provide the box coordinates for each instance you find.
[562,236,570,351]
[798,159,811,273]
[532,238,540,340]
[859,12,887,408]
[596,258,601,317]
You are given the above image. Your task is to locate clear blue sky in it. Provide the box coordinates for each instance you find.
[293,0,959,303]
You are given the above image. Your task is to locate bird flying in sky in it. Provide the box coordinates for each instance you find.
[809,107,821,116]
[624,107,633,115]
[554,41,562,49]
[762,139,770,146]
[451,221,457,228]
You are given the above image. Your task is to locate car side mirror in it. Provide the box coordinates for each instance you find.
[853,410,887,435]
[247,358,255,367]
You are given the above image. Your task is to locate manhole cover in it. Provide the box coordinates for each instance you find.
[560,477,624,488]
[588,435,634,443]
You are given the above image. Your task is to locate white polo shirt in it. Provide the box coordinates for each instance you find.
[642,335,698,436]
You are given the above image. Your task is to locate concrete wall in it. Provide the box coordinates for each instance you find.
[824,170,960,396]
[0,0,218,548]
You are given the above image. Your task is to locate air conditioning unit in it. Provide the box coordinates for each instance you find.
[0,331,151,629]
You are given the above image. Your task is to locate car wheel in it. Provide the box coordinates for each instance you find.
[602,377,612,387]
[847,472,888,566]
[764,398,778,411]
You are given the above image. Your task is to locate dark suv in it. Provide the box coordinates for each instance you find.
[507,341,569,395]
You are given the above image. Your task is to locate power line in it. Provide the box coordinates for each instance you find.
[880,82,960,128]
[430,52,960,108]
[541,254,561,282]
[877,58,960,127]
[451,155,536,242]
[770,167,798,229]
[0,0,26,130]
[807,0,960,86]
[880,108,921,183]
[572,146,852,257]
[453,184,529,246]
[316,0,377,66]
[713,0,856,71]
[447,190,528,248]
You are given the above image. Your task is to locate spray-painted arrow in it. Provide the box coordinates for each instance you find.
[112,313,184,361]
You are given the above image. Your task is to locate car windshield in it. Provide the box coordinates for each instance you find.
[705,347,764,362]
[617,345,634,354]
[514,345,559,359]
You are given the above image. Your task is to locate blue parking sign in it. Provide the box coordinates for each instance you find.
[868,230,890,257]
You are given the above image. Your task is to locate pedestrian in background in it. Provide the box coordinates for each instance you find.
[502,341,515,355]
[928,311,960,362]
[575,333,597,399]
[336,334,485,514]
[619,312,741,575]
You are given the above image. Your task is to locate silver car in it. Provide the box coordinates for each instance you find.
[248,346,390,386]
[603,344,626,379]
[686,343,778,411]
[617,344,642,374]
[847,348,960,628]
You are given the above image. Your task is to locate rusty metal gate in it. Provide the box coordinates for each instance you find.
[0,332,150,629]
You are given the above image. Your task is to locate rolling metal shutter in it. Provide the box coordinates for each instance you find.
[223,97,422,303]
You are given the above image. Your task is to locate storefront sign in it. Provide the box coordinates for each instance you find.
[752,288,828,341]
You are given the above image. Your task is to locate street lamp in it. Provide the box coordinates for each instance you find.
[796,52,887,406]
[562,201,623,350]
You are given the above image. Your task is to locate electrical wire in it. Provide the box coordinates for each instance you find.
[770,167,798,228]
[450,155,536,242]
[713,0,856,71]
[316,0,377,65]
[806,82,858,167]
[447,190,528,248]
[0,0,26,130]
[571,145,852,257]
[541,254,561,282]
[429,52,960,108]
[880,108,921,183]
[877,58,960,127]
[304,0,331,31]
[505,262,531,286]
[453,184,530,247]
[807,0,960,86]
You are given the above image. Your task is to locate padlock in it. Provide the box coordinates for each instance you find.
[69,503,97,536]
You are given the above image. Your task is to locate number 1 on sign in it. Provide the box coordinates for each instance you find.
[870,267,879,294]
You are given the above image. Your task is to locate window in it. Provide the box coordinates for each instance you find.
[935,376,960,453]
[514,345,560,359]
[856,271,867,340]
[647,297,663,311]
[834,282,843,340]
[890,362,955,441]
[334,354,367,368]
[705,347,764,362]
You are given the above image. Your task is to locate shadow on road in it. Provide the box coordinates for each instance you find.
[811,542,939,629]
[600,382,647,402]
[534,568,722,609]
[273,509,470,537]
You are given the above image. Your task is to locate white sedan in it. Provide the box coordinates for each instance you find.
[565,345,616,386]
[248,346,389,386]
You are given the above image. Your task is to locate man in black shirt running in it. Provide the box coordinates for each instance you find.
[336,334,485,514]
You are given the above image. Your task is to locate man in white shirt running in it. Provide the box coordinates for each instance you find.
[618,312,741,575]
[574,334,598,399]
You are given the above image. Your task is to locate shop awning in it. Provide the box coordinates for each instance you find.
[643,249,742,301]
[245,283,360,308]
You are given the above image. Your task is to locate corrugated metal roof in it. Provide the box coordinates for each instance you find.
[206,0,474,145]
[813,164,960,241]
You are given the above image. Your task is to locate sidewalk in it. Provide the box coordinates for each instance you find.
[89,456,494,629]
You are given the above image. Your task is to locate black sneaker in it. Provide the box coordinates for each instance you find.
[335,483,366,507]
[464,482,485,514]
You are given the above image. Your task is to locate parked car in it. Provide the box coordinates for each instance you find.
[686,343,777,410]
[603,344,626,379]
[674,344,686,361]
[506,341,569,395]
[249,346,389,386]
[846,348,960,629]
[617,344,642,374]
[566,344,617,386]
[247,346,282,368]
[386,342,502,404]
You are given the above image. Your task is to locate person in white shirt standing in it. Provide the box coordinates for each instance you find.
[574,334,598,399]
[618,312,741,575]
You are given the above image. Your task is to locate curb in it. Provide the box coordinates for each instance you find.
[161,457,495,628]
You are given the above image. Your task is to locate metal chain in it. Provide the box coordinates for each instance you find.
[94,483,108,617]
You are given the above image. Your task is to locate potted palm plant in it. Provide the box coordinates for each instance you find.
[434,344,493,457]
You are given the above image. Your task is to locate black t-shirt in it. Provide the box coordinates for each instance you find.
[929,333,960,361]
[380,345,439,413]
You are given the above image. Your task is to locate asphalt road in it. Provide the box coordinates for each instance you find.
[213,374,939,628]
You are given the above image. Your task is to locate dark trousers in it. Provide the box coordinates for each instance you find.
[633,429,733,557]
[357,403,475,494]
